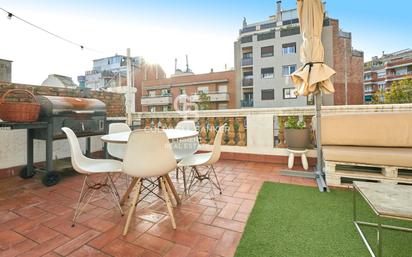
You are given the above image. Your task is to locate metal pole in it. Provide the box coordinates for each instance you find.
[315,91,322,173]
[126,48,132,125]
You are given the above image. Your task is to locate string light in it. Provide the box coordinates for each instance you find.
[1,7,102,53]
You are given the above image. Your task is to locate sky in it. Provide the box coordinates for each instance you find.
[1,0,411,85]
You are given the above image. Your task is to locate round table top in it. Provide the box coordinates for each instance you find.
[100,129,199,144]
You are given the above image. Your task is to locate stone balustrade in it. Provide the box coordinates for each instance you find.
[132,103,412,156]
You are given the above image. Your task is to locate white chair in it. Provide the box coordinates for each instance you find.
[122,130,178,235]
[172,120,199,193]
[61,127,123,227]
[178,124,226,194]
[107,123,131,160]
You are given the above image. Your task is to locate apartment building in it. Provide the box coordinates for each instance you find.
[234,1,364,108]
[83,54,166,111]
[141,70,236,112]
[364,49,412,103]
[0,59,12,83]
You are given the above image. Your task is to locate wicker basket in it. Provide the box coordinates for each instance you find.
[0,89,40,122]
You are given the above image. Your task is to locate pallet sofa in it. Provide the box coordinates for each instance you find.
[320,112,412,187]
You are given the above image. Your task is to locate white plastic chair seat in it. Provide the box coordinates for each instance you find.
[178,152,213,167]
[78,159,123,174]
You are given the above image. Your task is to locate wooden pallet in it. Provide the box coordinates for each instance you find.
[324,161,412,187]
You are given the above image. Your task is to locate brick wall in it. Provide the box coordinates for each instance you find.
[0,82,125,117]
[330,19,364,105]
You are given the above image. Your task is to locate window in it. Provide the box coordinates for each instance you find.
[261,89,274,100]
[240,36,253,43]
[160,89,170,96]
[148,90,156,96]
[280,27,300,37]
[218,85,227,93]
[261,67,274,79]
[282,43,296,55]
[377,70,386,78]
[261,46,274,58]
[162,106,170,112]
[260,22,276,30]
[364,85,373,93]
[179,88,186,95]
[242,52,253,59]
[364,74,372,80]
[283,88,297,99]
[257,31,276,41]
[378,83,386,91]
[149,106,156,112]
[282,65,297,76]
[243,71,253,79]
[197,86,209,93]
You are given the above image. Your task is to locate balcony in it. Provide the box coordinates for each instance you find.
[141,94,173,106]
[241,57,253,67]
[386,71,412,81]
[242,78,253,87]
[190,92,229,102]
[241,99,254,107]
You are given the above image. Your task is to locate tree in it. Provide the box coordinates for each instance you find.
[372,78,412,104]
[198,92,211,110]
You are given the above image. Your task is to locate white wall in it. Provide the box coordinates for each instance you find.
[0,129,103,169]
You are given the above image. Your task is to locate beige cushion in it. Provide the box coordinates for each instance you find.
[320,112,412,147]
[323,145,412,167]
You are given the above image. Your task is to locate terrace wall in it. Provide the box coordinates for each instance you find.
[0,82,125,175]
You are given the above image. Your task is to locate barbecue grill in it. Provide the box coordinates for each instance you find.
[34,95,106,139]
[0,95,108,186]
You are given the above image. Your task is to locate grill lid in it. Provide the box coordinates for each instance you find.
[37,96,106,116]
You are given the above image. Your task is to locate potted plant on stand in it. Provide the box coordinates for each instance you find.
[284,116,310,150]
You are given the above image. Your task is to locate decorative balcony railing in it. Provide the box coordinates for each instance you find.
[241,58,253,67]
[141,94,173,106]
[242,78,253,87]
[190,92,229,102]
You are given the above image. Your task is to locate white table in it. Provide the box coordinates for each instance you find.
[353,182,412,257]
[101,129,199,144]
[101,129,199,205]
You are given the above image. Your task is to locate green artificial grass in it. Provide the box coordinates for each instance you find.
[235,182,412,257]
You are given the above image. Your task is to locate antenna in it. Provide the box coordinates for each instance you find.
[174,58,177,72]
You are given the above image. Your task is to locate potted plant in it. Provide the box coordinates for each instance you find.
[284,116,310,150]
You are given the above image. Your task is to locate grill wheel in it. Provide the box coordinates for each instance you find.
[42,171,60,187]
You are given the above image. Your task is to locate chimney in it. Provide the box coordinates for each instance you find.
[276,1,282,22]
[174,58,178,72]
[210,68,214,73]
[185,54,189,72]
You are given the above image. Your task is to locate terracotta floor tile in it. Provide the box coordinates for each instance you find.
[217,203,240,220]
[0,159,319,257]
[213,230,242,257]
[164,243,191,257]
[24,225,60,244]
[17,234,70,257]
[133,234,174,255]
[54,230,100,256]
[189,223,225,240]
[68,245,110,257]
[211,217,245,233]
[102,238,146,257]
[0,230,27,251]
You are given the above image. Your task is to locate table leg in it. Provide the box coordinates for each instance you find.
[26,129,34,176]
[301,153,308,170]
[288,152,294,169]
[353,186,357,222]
[165,174,181,205]
[377,220,383,257]
[120,177,138,205]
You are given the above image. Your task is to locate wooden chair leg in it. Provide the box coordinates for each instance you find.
[160,176,176,229]
[165,174,181,205]
[123,178,142,235]
[120,177,138,205]
[164,176,177,207]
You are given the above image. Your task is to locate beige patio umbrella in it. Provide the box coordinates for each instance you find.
[290,0,336,191]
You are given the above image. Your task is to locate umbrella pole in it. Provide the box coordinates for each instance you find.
[314,90,328,192]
